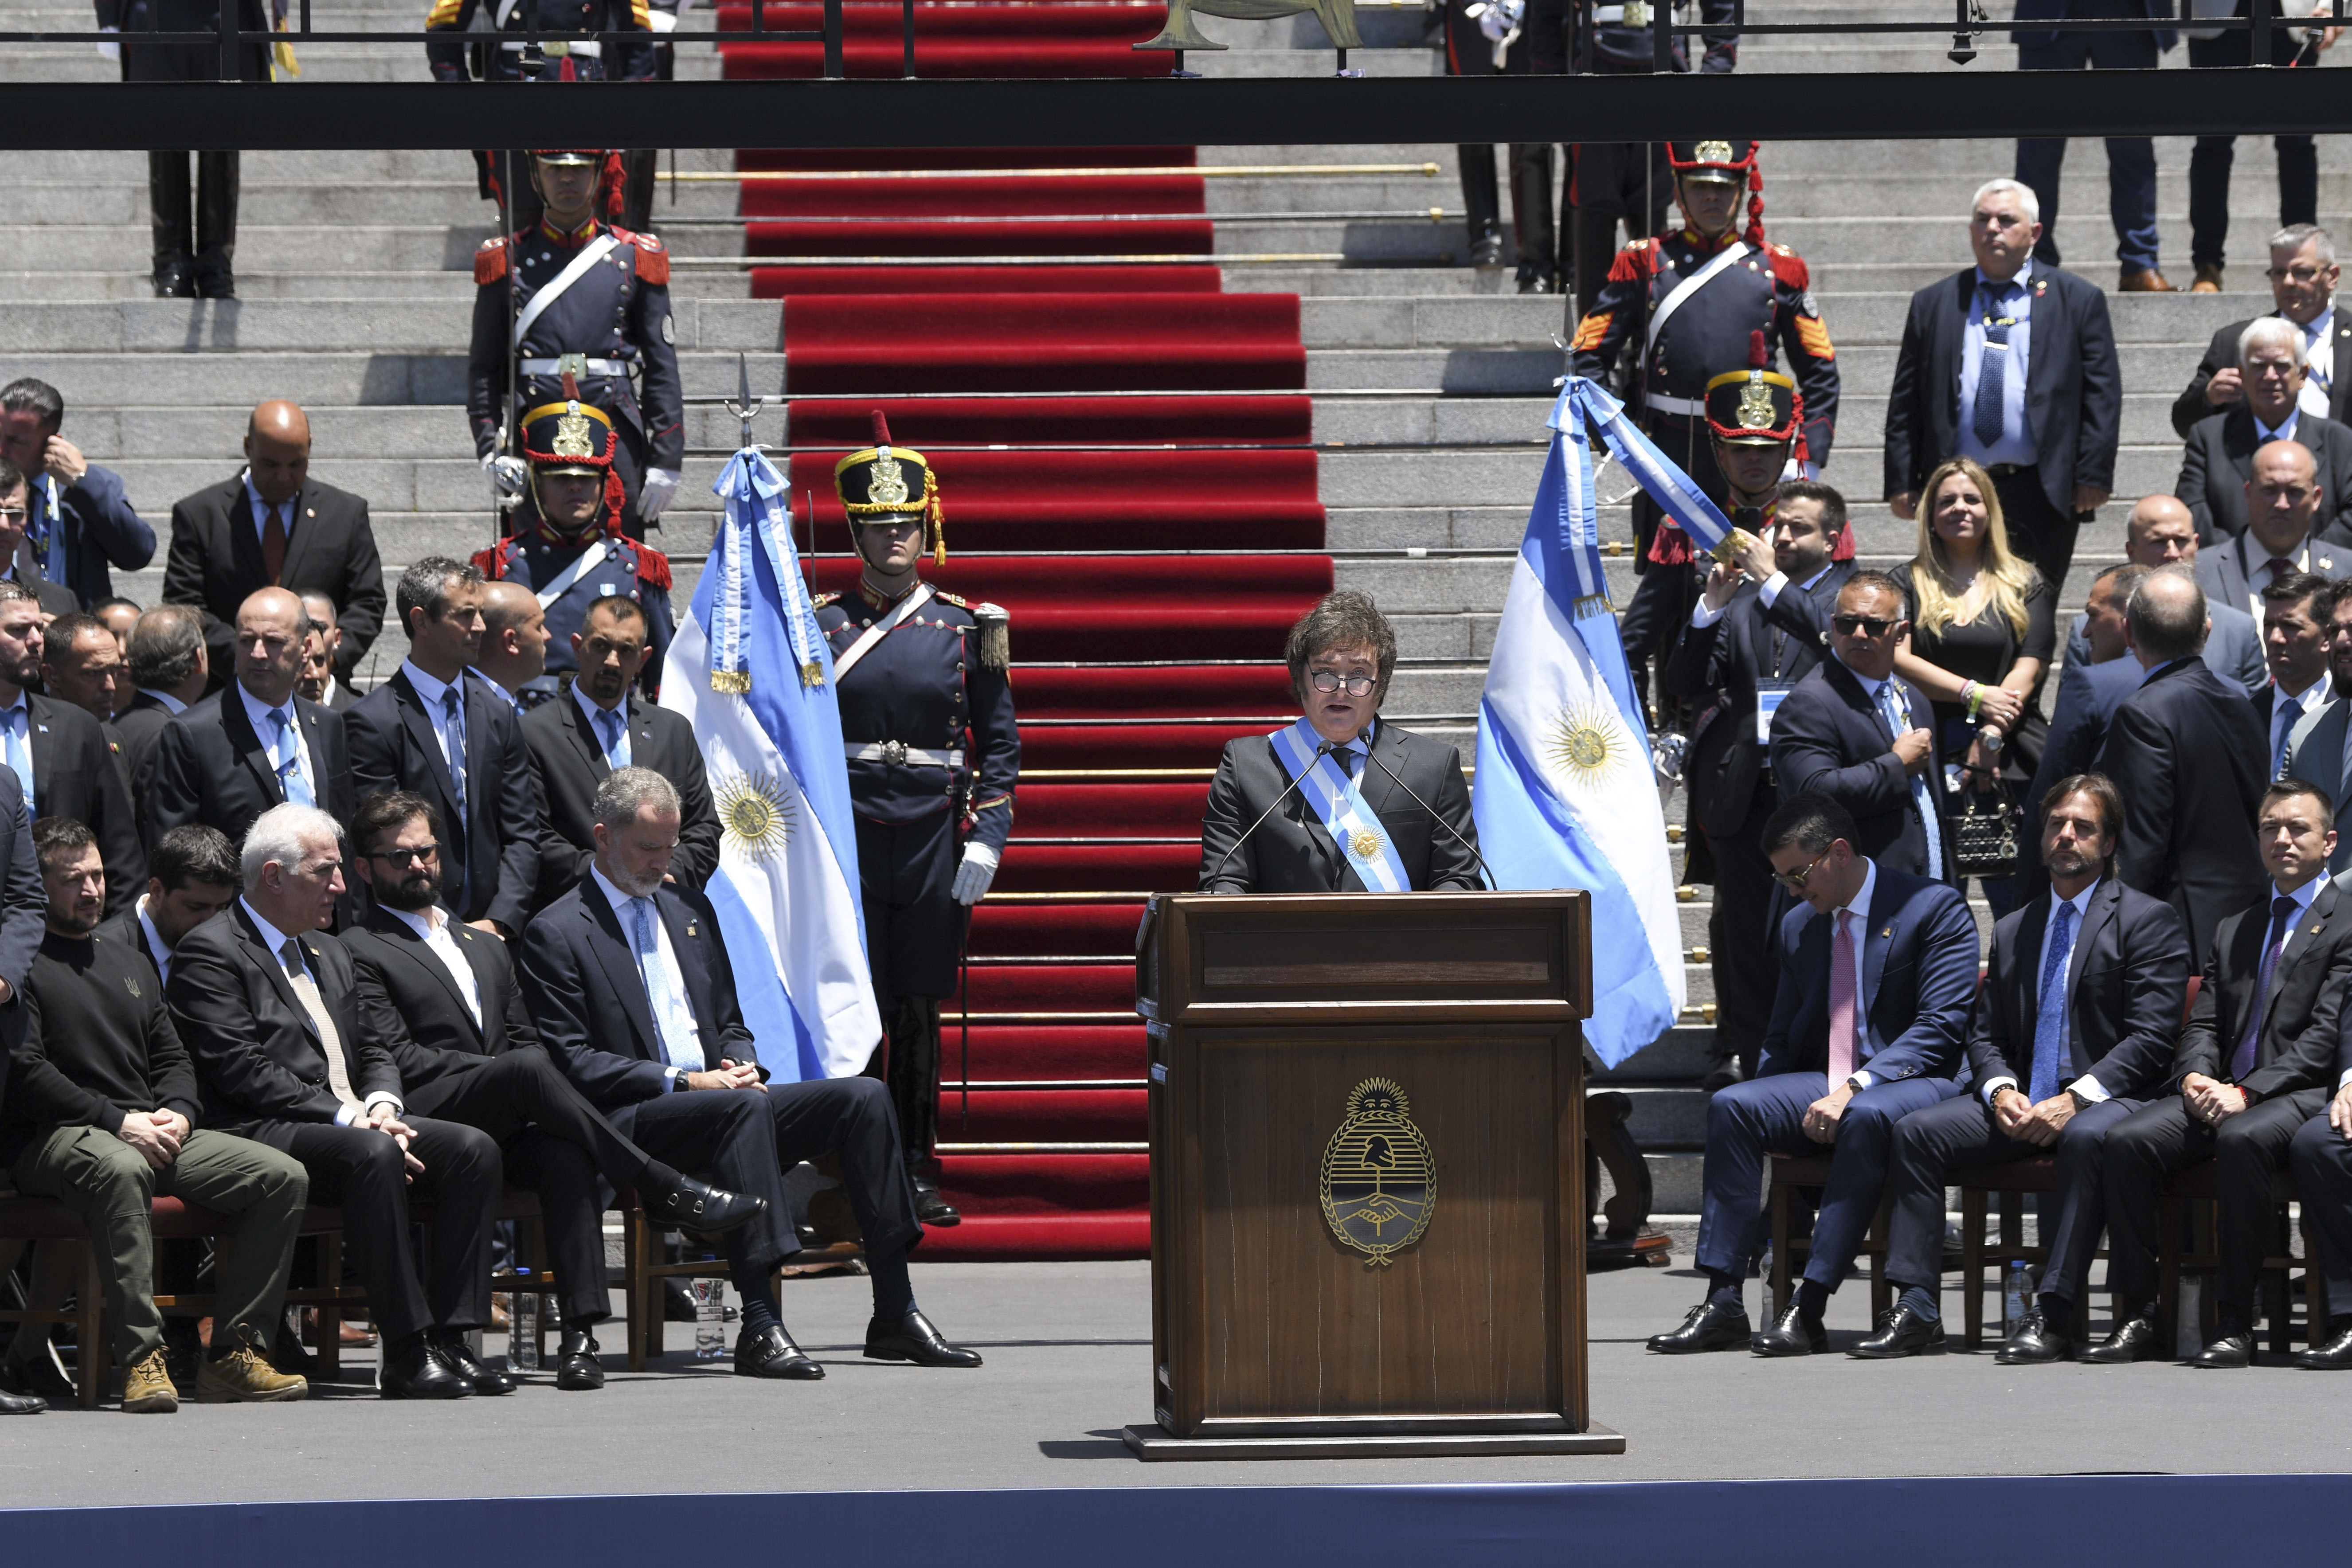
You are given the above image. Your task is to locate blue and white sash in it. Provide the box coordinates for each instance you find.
[1268,718,1410,893]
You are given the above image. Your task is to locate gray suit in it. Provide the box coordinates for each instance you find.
[2176,407,2352,544]
[2065,600,2268,697]
[2286,695,2352,872]
[1199,721,1481,894]
[2194,530,2352,632]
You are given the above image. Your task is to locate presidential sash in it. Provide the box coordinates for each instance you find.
[1268,718,1410,893]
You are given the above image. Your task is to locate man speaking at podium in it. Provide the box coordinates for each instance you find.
[1199,592,1483,894]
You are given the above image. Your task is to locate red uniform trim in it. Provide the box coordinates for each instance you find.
[473,236,508,286]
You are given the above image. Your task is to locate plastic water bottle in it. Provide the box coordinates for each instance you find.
[2003,1260,2033,1334]
[692,1279,728,1360]
[511,1271,540,1372]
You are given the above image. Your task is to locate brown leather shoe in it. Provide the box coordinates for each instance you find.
[121,1347,179,1413]
[2121,268,2177,293]
[2191,263,2225,293]
[196,1341,308,1403]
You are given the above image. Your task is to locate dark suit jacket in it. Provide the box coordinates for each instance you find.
[2094,656,2270,958]
[1883,264,2123,519]
[2063,601,2268,696]
[347,668,540,934]
[43,463,154,610]
[159,473,387,680]
[1970,878,2192,1101]
[1767,657,1949,879]
[1757,864,1978,1083]
[1198,721,1481,893]
[344,905,537,1108]
[2177,880,2352,1097]
[112,692,180,816]
[521,692,720,911]
[2015,656,2148,902]
[2011,0,2174,47]
[0,772,47,1123]
[2194,528,2352,627]
[2176,406,2352,543]
[22,692,142,918]
[518,877,759,1133]
[7,571,77,621]
[2285,697,2352,873]
[2172,306,2352,439]
[1663,562,1852,837]
[147,686,356,852]
[167,902,396,1137]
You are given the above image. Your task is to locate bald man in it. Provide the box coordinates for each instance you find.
[148,588,357,858]
[161,401,386,686]
[2062,495,2269,694]
[474,580,551,709]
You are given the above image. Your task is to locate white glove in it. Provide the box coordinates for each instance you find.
[646,7,678,29]
[639,466,682,521]
[1474,0,1523,43]
[483,452,528,496]
[951,841,1000,906]
[98,23,118,59]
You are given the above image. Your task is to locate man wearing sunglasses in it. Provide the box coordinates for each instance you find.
[1648,790,1976,1355]
[1766,573,1949,882]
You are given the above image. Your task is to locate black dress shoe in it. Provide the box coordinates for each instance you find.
[1468,228,1505,269]
[152,258,196,298]
[2297,1324,2352,1369]
[1849,1304,1945,1359]
[1750,1299,1827,1357]
[555,1329,605,1391]
[193,258,235,300]
[0,1388,44,1415]
[1700,1055,1747,1093]
[1646,1299,1752,1354]
[663,1280,699,1323]
[0,1353,75,1406]
[380,1335,473,1400]
[911,1173,960,1228]
[865,1306,982,1367]
[2081,1314,2167,1365]
[2189,1330,2254,1369]
[433,1333,516,1395]
[644,1175,767,1234]
[1994,1310,2072,1365]
[736,1322,824,1380]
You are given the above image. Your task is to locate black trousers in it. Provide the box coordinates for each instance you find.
[148,150,238,271]
[867,997,942,1169]
[1443,0,1554,276]
[2186,25,2317,271]
[2287,1112,2352,1319]
[1706,789,1782,1076]
[403,1047,653,1327]
[625,1089,796,1282]
[1985,463,2082,598]
[247,1115,502,1345]
[2102,1090,2325,1322]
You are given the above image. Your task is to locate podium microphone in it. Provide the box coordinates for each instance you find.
[1202,739,1335,891]
[1361,746,1496,890]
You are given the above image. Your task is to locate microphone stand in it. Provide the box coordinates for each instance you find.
[1361,745,1497,890]
[1201,739,1335,890]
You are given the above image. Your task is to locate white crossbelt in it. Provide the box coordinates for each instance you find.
[847,741,964,768]
[513,232,622,348]
[831,581,936,680]
[519,356,629,377]
[531,540,611,610]
[1643,392,1707,418]
[1644,239,1751,363]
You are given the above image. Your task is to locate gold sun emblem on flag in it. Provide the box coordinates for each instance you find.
[712,770,795,863]
[1544,702,1631,792]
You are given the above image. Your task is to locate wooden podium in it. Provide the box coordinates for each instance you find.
[1123,891,1626,1461]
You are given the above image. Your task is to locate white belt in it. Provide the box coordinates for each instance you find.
[1644,393,1706,418]
[501,37,601,54]
[520,356,629,377]
[848,741,964,768]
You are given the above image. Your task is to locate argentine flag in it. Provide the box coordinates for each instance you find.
[661,447,881,1083]
[1475,379,1728,1066]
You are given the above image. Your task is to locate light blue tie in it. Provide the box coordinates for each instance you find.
[0,705,30,819]
[2028,899,2076,1106]
[1876,680,1944,881]
[270,707,314,808]
[630,897,704,1072]
[596,706,628,770]
[441,686,469,827]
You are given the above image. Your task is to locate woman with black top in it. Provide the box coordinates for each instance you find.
[1889,455,2056,919]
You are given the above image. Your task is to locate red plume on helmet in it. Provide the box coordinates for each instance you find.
[872,411,894,447]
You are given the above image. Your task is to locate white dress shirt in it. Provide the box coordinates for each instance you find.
[242,898,398,1123]
[136,688,188,717]
[236,681,316,806]
[2298,306,2335,421]
[1688,561,1836,630]
[589,865,699,1087]
[2269,676,2332,778]
[385,903,482,1029]
[134,895,174,984]
[399,660,469,800]
[573,684,631,771]
[1981,879,2105,1105]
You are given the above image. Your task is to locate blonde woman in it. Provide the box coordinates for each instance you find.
[1889,456,2056,915]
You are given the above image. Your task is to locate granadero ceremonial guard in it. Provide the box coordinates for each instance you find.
[472,387,676,702]
[814,416,1020,1228]
[427,0,654,84]
[468,149,684,537]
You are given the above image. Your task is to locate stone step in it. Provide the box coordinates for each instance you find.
[41,401,791,461]
[0,349,783,408]
[0,176,737,229]
[0,222,747,273]
[0,146,739,184]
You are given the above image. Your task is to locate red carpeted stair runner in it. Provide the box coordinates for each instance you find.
[728,1,1323,1259]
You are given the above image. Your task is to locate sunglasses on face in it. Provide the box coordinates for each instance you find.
[1831,614,1899,637]
[1771,846,1834,892]
[368,844,440,867]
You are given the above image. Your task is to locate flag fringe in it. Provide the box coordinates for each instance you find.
[710,671,751,695]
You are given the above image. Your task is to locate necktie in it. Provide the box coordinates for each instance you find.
[2231,895,2302,1080]
[270,707,313,807]
[2269,556,2297,585]
[29,477,53,574]
[0,705,31,818]
[596,706,626,769]
[1972,289,2013,448]
[2029,899,2077,1105]
[261,501,289,585]
[2273,695,2301,780]
[282,938,361,1116]
[1828,909,1859,1084]
[630,897,705,1072]
[1875,681,1944,882]
[441,686,469,827]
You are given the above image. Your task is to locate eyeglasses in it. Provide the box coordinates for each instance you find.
[1309,670,1379,697]
[2267,266,2332,283]
[1771,845,1835,892]
[367,844,440,866]
[0,509,26,524]
[1830,614,1899,637]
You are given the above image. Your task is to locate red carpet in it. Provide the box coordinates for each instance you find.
[730,2,1324,1259]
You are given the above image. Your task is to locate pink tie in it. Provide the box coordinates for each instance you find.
[1829,909,1858,1084]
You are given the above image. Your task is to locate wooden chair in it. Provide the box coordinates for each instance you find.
[2156,1164,2319,1356]
[1765,1152,1894,1323]
[619,1190,798,1372]
[1953,1158,2135,1350]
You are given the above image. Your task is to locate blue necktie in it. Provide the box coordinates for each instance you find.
[1972,286,2014,448]
[630,897,704,1073]
[1875,680,1943,881]
[2231,895,2302,1081]
[441,686,468,827]
[270,707,314,808]
[2029,900,2077,1105]
[0,705,30,820]
[597,706,627,769]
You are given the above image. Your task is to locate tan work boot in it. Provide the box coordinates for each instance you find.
[196,1339,308,1404]
[120,1347,179,1413]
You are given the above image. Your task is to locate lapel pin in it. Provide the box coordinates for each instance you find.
[685,921,698,937]
[1880,926,1894,939]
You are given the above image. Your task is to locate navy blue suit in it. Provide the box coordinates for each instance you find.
[2063,602,2267,696]
[2013,655,2146,902]
[1767,657,1949,880]
[1695,865,1978,1293]
[35,465,153,610]
[1884,879,2190,1304]
[2010,0,2175,277]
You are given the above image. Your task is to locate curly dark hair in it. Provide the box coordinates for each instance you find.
[1284,590,1397,710]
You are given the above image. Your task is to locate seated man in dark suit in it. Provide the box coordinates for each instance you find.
[168,802,500,1400]
[1871,775,2192,1362]
[341,790,763,1391]
[2195,440,2352,630]
[0,583,141,915]
[2060,497,2266,694]
[2286,905,2352,1367]
[520,767,980,1380]
[522,595,719,913]
[2177,317,2352,544]
[1200,591,1480,893]
[2285,579,2352,872]
[2090,780,2352,1367]
[117,606,211,815]
[148,588,356,856]
[160,400,386,684]
[347,559,540,938]
[0,763,61,1414]
[100,824,238,987]
[1648,791,1976,1357]
[1765,572,1946,882]
[2096,567,2270,958]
